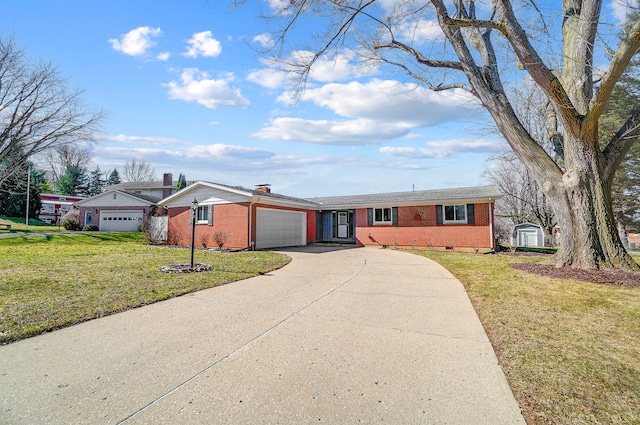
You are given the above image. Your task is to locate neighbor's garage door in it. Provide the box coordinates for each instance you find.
[100,210,143,232]
[255,208,306,249]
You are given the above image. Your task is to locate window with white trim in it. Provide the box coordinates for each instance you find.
[444,204,467,223]
[196,205,209,224]
[374,207,393,224]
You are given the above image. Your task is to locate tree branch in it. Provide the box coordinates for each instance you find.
[587,19,640,126]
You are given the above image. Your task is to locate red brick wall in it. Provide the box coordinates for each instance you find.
[168,203,250,248]
[355,203,494,250]
[168,203,317,249]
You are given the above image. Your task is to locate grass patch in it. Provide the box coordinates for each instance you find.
[409,250,640,424]
[0,216,62,233]
[0,233,290,344]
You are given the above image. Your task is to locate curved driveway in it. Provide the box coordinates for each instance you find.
[0,246,524,424]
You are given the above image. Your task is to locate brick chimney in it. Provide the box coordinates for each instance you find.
[163,173,173,198]
[255,184,271,193]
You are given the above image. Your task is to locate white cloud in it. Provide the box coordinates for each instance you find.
[164,68,250,109]
[254,79,481,145]
[247,66,289,89]
[299,79,478,126]
[252,117,411,145]
[101,134,182,145]
[109,26,162,56]
[183,31,222,58]
[609,0,629,23]
[157,52,170,61]
[186,144,272,160]
[253,33,274,49]
[379,138,504,159]
[248,49,373,89]
[397,18,443,43]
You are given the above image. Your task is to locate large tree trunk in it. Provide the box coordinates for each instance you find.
[545,132,638,269]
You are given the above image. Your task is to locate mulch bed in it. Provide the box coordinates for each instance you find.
[511,262,640,288]
[160,263,213,273]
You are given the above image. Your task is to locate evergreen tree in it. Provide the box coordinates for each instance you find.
[176,173,187,191]
[0,161,45,218]
[57,165,88,196]
[106,168,121,186]
[87,166,105,196]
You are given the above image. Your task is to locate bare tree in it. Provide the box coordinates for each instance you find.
[0,38,103,185]
[121,158,156,182]
[39,144,93,185]
[486,151,557,245]
[248,0,640,270]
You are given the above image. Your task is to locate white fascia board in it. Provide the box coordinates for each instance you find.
[161,181,253,208]
[250,195,317,210]
[316,196,498,210]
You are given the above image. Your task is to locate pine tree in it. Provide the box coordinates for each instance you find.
[106,168,121,186]
[87,166,105,196]
[176,173,187,191]
[57,165,88,196]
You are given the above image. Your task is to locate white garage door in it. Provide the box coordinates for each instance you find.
[255,208,306,249]
[100,210,143,232]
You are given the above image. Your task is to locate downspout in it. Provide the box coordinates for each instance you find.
[248,201,254,250]
[489,200,495,250]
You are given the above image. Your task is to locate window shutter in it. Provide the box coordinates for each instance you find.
[367,208,373,226]
[436,205,443,225]
[208,206,213,226]
[466,204,475,225]
[392,207,399,226]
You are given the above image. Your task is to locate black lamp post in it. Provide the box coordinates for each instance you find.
[190,198,198,269]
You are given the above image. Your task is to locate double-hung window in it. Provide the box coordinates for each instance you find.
[196,205,209,224]
[374,207,393,224]
[444,204,467,224]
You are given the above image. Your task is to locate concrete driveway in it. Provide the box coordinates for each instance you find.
[0,246,524,424]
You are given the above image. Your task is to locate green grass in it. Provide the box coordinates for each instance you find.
[0,233,290,344]
[0,216,62,233]
[410,250,640,425]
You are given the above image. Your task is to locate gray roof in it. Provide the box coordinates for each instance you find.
[205,181,320,207]
[306,185,500,208]
[106,181,171,190]
[121,191,161,204]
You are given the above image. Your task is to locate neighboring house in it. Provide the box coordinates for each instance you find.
[105,173,177,199]
[38,194,86,224]
[511,223,545,247]
[75,190,160,231]
[160,182,500,252]
[629,233,639,249]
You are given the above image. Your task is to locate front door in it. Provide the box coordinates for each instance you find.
[337,211,348,238]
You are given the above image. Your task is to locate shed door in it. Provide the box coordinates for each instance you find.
[255,208,306,249]
[100,210,143,232]
[518,229,538,247]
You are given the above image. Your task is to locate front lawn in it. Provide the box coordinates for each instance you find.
[0,233,290,344]
[0,216,62,233]
[412,250,640,425]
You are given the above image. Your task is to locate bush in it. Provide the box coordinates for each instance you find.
[82,224,99,231]
[63,217,80,231]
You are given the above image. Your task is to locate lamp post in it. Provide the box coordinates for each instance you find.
[190,198,198,269]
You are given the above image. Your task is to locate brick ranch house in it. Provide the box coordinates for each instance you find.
[160,182,500,252]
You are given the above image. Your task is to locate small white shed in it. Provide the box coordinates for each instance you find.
[511,223,545,247]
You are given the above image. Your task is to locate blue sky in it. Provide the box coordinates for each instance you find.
[3,1,628,198]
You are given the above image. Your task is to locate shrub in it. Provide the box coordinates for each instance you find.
[213,230,229,249]
[200,233,210,248]
[63,217,80,231]
[82,224,99,231]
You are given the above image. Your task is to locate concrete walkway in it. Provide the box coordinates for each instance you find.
[0,246,524,424]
